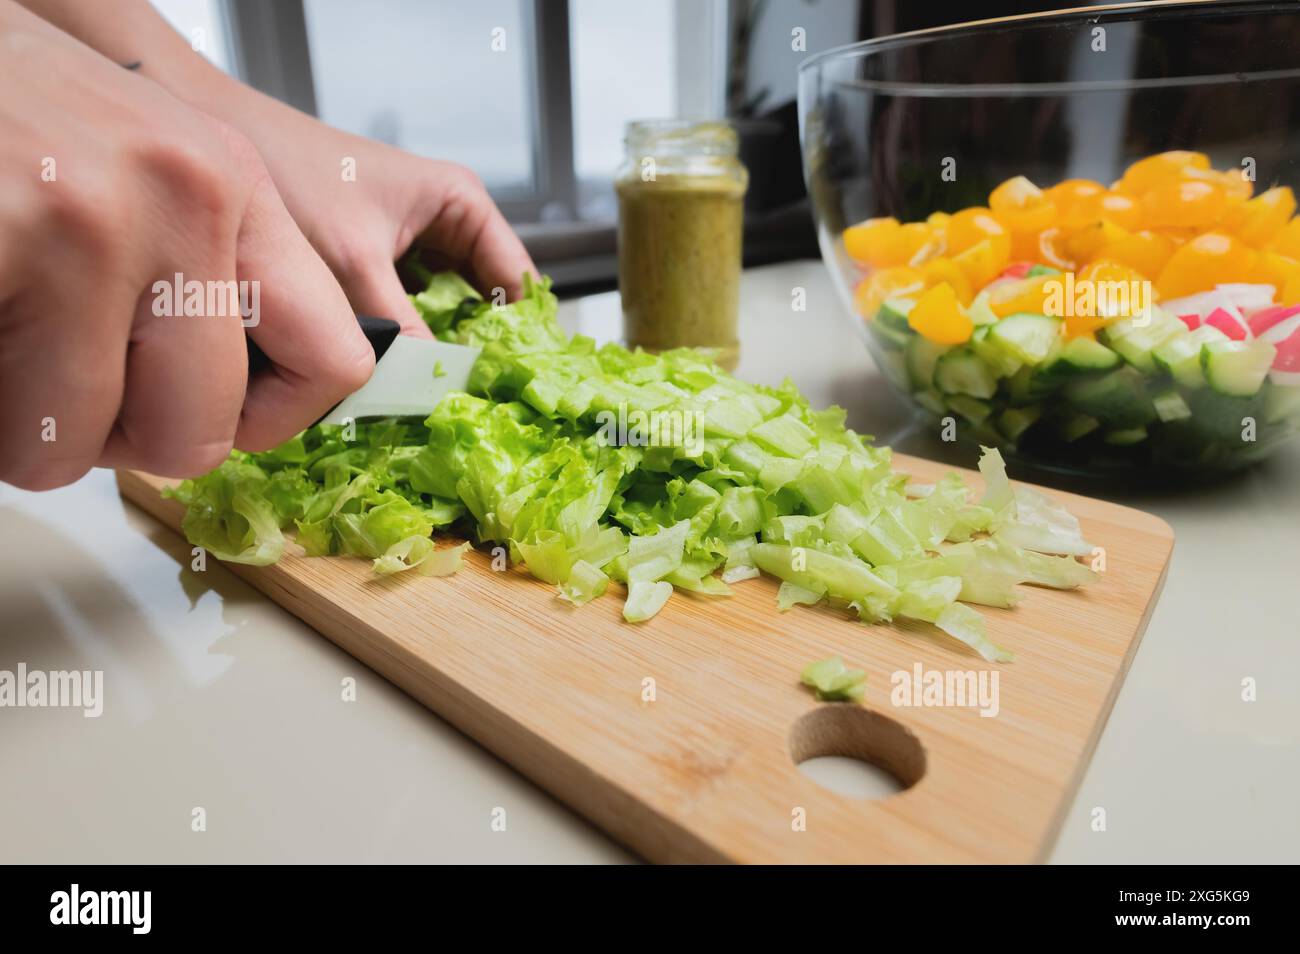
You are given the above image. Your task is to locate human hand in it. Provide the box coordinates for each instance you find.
[13,0,537,340]
[211,88,538,338]
[0,2,374,490]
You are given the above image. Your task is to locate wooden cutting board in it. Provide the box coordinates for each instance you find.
[117,456,1172,864]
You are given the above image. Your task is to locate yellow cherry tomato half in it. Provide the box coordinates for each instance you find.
[1268,217,1300,259]
[843,217,898,266]
[1064,219,1132,267]
[919,256,974,306]
[987,273,1059,317]
[1140,179,1226,230]
[1095,230,1176,278]
[1115,150,1210,196]
[852,265,925,318]
[945,207,1011,261]
[1036,227,1078,271]
[1155,231,1257,299]
[1046,179,1106,228]
[953,236,1010,289]
[1229,186,1297,247]
[907,282,973,345]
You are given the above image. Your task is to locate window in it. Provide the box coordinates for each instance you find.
[301,0,536,195]
[153,0,728,229]
[150,0,237,74]
[570,0,676,219]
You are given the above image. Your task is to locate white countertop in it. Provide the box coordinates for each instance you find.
[2,259,1297,863]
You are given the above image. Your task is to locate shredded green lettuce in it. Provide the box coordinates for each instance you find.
[624,580,673,622]
[558,559,609,606]
[373,537,469,576]
[164,270,1100,660]
[800,656,866,703]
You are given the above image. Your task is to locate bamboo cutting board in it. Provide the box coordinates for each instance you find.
[117,456,1172,864]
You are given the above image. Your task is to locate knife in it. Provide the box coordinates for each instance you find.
[247,316,480,426]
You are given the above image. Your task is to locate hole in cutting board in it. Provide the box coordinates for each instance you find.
[797,756,903,799]
[789,706,926,800]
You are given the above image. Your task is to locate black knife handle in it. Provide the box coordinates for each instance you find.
[246,315,402,376]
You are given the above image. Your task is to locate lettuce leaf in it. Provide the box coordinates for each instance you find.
[800,656,866,703]
[624,580,673,622]
[164,459,285,566]
[558,559,609,606]
[164,271,1099,659]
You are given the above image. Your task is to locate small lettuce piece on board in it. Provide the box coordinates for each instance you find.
[800,657,867,703]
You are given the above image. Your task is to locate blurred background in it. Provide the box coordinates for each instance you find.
[152,0,1166,293]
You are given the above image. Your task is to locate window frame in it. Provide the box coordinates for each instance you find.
[220,0,728,225]
[226,0,577,220]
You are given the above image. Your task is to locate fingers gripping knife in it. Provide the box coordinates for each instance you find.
[246,316,481,425]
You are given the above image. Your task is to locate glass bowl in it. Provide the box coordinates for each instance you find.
[798,1,1300,480]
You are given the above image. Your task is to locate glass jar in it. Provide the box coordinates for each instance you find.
[616,120,748,371]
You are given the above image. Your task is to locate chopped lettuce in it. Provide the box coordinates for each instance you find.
[627,519,691,583]
[800,656,866,703]
[374,537,469,576]
[624,580,673,622]
[558,559,609,606]
[165,271,1100,656]
[777,581,823,611]
[164,459,285,566]
[936,602,1014,664]
[409,270,482,335]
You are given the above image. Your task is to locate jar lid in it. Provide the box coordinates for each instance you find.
[624,119,738,157]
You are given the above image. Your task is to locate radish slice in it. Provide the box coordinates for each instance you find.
[1205,307,1248,340]
[999,262,1033,280]
[1248,304,1300,337]
[1270,369,1300,386]
[1271,326,1300,372]
[1177,313,1201,330]
[1261,313,1300,345]
[1215,282,1277,312]
[1161,292,1214,316]
[1162,290,1249,329]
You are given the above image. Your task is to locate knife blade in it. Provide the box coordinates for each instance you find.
[247,316,480,426]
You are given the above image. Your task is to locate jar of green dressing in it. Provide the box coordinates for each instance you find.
[616,120,748,371]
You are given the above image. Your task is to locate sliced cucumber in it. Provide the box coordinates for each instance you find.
[988,313,1062,365]
[1043,336,1122,377]
[913,389,947,416]
[970,419,1008,448]
[934,348,998,398]
[905,336,950,391]
[1058,412,1101,442]
[877,298,916,334]
[1004,364,1060,406]
[1201,339,1276,397]
[1104,425,1149,446]
[1064,367,1156,426]
[1152,325,1228,389]
[945,395,992,425]
[1101,316,1184,374]
[869,320,912,351]
[998,405,1042,443]
[1263,383,1300,425]
[1185,388,1264,441]
[966,292,999,327]
[970,325,1023,377]
[1106,312,1185,341]
[1151,386,1193,422]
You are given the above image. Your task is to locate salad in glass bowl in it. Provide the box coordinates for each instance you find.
[798,1,1300,478]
